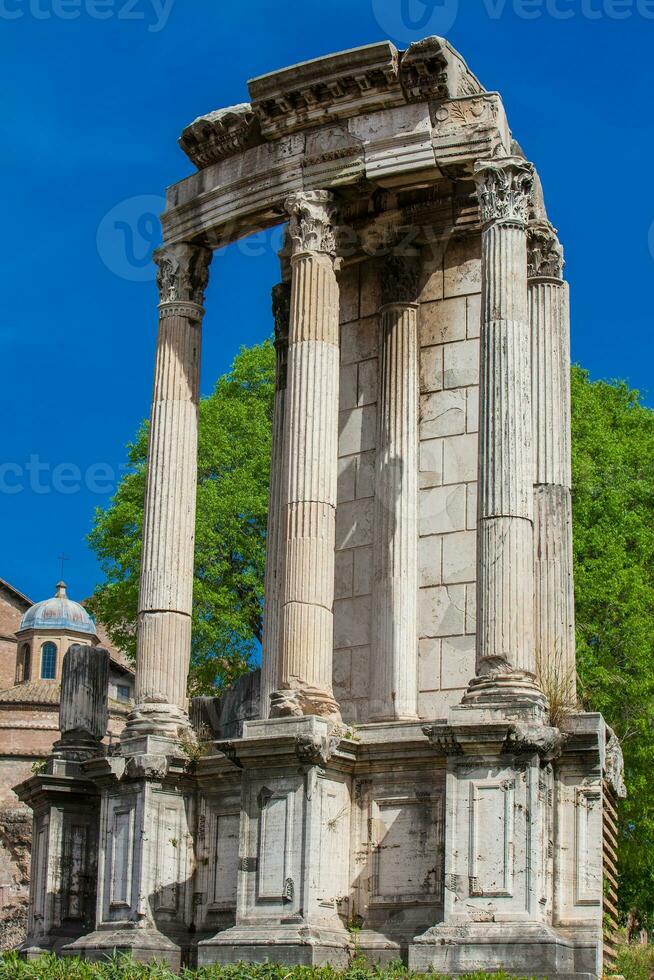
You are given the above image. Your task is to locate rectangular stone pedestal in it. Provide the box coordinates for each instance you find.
[15,759,100,956]
[63,736,195,968]
[408,706,606,979]
[197,716,353,967]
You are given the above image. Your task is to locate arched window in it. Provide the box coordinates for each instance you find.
[16,644,31,683]
[40,642,57,680]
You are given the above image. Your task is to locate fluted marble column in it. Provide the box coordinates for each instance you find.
[270,191,341,721]
[370,255,420,722]
[260,280,291,719]
[466,157,544,705]
[529,221,576,699]
[128,241,212,738]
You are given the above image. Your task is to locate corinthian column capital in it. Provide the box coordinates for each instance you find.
[474,156,535,228]
[528,221,564,280]
[154,242,213,314]
[285,190,337,258]
[381,253,421,306]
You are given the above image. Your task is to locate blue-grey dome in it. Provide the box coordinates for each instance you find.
[19,582,97,635]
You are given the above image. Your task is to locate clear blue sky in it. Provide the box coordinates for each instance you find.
[1,0,652,603]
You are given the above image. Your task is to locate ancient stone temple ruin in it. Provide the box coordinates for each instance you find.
[17,38,625,979]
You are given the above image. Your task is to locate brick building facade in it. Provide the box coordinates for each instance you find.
[0,578,133,948]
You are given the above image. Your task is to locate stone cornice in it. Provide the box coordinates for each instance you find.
[474,156,535,228]
[248,41,404,141]
[400,36,484,104]
[177,39,487,172]
[179,104,262,169]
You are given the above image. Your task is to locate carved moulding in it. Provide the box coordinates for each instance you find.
[503,723,567,762]
[474,156,535,227]
[248,41,404,141]
[294,732,341,767]
[400,36,484,104]
[179,103,262,170]
[423,725,463,756]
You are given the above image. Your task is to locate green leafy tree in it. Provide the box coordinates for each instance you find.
[572,365,654,926]
[88,341,275,695]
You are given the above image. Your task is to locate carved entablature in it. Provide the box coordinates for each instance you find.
[249,42,404,140]
[285,191,337,257]
[179,103,262,169]
[474,156,535,228]
[528,221,564,279]
[246,39,487,143]
[154,242,213,308]
[400,36,484,104]
[161,43,510,248]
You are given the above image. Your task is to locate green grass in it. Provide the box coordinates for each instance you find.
[0,953,536,980]
[614,941,654,980]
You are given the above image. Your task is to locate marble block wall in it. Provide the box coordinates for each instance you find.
[334,236,481,724]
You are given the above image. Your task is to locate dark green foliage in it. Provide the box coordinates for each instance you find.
[614,941,654,980]
[571,366,654,926]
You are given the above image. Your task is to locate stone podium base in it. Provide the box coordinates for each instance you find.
[64,926,184,969]
[409,922,598,979]
[197,924,351,968]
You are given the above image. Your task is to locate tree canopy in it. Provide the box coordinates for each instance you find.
[89,352,654,923]
[571,365,654,926]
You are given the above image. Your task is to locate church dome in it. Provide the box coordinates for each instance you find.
[18,581,97,636]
